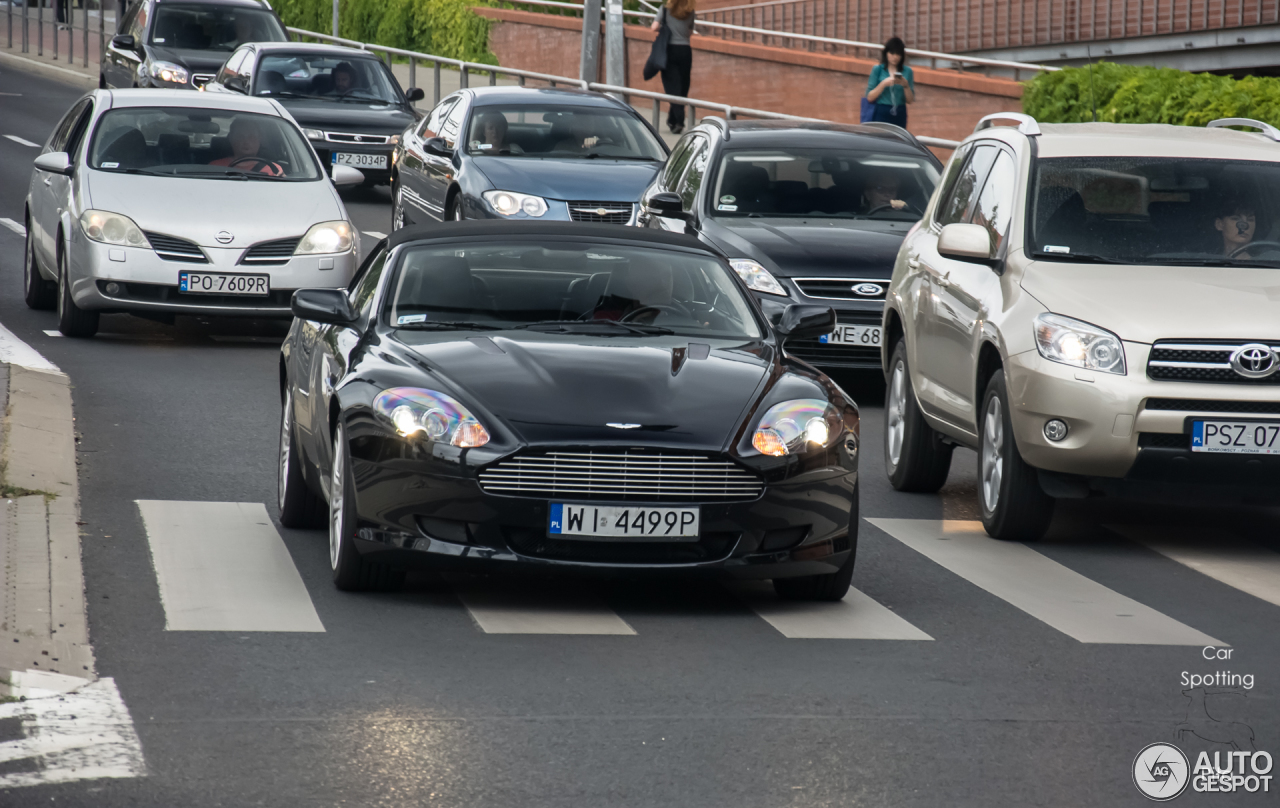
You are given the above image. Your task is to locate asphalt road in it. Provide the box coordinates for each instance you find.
[2,63,1279,807]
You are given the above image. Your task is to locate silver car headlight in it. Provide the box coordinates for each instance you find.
[373,387,491,447]
[79,210,148,248]
[303,128,326,141]
[729,258,787,296]
[1034,313,1126,375]
[148,61,189,84]
[751,398,842,456]
[482,190,548,218]
[295,221,354,255]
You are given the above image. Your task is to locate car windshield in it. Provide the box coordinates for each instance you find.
[88,107,321,180]
[1030,156,1280,267]
[387,242,762,339]
[463,106,666,161]
[148,4,286,51]
[255,53,402,104]
[710,148,940,220]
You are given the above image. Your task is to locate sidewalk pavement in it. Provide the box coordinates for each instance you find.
[0,6,109,85]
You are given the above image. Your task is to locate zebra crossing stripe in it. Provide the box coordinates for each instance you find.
[456,586,636,635]
[1113,524,1280,610]
[732,581,933,640]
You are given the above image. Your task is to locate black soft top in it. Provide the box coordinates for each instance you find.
[386,220,719,254]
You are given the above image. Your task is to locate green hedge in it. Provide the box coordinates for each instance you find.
[274,0,498,64]
[1023,63,1280,128]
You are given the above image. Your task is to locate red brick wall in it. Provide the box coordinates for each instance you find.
[475,8,1023,146]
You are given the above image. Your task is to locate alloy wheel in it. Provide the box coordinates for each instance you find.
[329,429,345,570]
[392,186,404,231]
[981,395,1004,513]
[886,360,906,467]
[278,391,293,513]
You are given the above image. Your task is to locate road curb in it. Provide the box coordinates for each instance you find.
[0,47,98,87]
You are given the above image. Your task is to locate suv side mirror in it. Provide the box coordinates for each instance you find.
[775,303,836,340]
[111,34,137,51]
[292,289,357,325]
[643,191,690,221]
[423,137,452,158]
[405,87,425,103]
[937,222,997,265]
[34,152,73,176]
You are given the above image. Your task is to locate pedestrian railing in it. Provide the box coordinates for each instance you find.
[287,26,962,149]
[4,0,115,70]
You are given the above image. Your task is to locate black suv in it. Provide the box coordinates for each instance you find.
[101,0,288,90]
[638,120,942,370]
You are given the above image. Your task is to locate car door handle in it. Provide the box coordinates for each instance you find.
[43,177,52,187]
[906,258,920,271]
[936,271,951,288]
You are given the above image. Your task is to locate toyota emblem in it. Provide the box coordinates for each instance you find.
[852,282,884,297]
[215,231,234,244]
[1229,343,1279,379]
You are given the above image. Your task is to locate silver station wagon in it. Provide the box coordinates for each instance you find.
[23,89,363,337]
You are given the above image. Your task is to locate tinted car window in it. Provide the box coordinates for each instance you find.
[127,2,149,40]
[148,4,286,51]
[351,248,388,314]
[217,48,250,85]
[387,242,762,339]
[463,105,666,161]
[49,98,91,152]
[440,100,467,148]
[937,144,998,227]
[677,137,711,210]
[419,97,457,138]
[659,135,698,191]
[255,54,403,104]
[969,150,1016,254]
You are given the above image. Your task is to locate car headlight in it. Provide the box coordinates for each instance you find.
[295,221,354,255]
[303,128,326,141]
[388,134,402,146]
[729,258,787,296]
[373,387,491,447]
[79,210,148,248]
[1034,313,1126,375]
[148,61,189,84]
[751,398,842,457]
[482,190,548,218]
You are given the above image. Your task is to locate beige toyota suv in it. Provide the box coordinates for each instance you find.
[881,113,1280,540]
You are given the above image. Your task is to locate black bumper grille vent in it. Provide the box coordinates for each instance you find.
[503,527,740,564]
[241,237,301,265]
[1145,398,1280,414]
[144,231,207,263]
[479,450,762,501]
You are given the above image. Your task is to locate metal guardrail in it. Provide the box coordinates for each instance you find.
[5,0,113,69]
[287,26,962,149]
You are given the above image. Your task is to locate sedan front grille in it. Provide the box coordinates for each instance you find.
[794,277,888,301]
[567,201,633,225]
[1147,340,1280,385]
[478,450,763,501]
[325,131,390,145]
[240,237,301,266]
[144,231,207,263]
[1145,398,1280,414]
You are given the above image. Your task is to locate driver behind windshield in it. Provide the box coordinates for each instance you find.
[209,117,284,176]
[861,169,907,213]
[553,113,601,153]
[591,260,675,323]
[1214,197,1258,259]
[471,112,523,154]
[326,62,357,95]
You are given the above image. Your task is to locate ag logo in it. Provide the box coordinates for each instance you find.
[1133,743,1190,801]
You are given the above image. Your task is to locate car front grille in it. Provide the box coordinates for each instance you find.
[1139,432,1190,449]
[567,201,633,224]
[144,231,207,263]
[478,450,763,501]
[325,131,390,145]
[240,237,301,266]
[503,526,740,564]
[794,277,888,301]
[191,73,215,88]
[1145,398,1280,414]
[785,312,882,367]
[1148,340,1280,385]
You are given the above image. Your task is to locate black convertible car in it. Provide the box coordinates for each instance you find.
[279,221,860,600]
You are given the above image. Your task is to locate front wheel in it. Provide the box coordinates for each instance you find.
[23,224,55,310]
[56,246,99,338]
[278,388,326,528]
[884,339,952,492]
[979,370,1055,541]
[773,489,858,602]
[329,422,405,592]
[391,183,407,231]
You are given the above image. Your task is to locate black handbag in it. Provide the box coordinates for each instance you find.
[643,7,670,81]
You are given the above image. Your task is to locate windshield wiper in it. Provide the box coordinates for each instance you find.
[395,320,500,331]
[513,319,674,335]
[169,168,249,180]
[1031,251,1134,264]
[106,166,173,176]
[331,95,393,105]
[579,153,659,161]
[1156,257,1280,268]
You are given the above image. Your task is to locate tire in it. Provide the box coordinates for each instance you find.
[56,245,99,338]
[391,183,407,231]
[23,223,55,310]
[883,339,953,492]
[978,370,1055,541]
[278,388,327,529]
[773,488,859,602]
[447,197,463,221]
[329,421,405,592]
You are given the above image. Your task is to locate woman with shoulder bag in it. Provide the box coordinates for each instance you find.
[864,37,915,129]
[648,0,697,134]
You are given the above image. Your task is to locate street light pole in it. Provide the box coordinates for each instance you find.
[604,0,625,92]
[579,0,601,83]
[331,0,338,37]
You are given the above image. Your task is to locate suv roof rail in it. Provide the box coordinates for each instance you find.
[974,112,1041,137]
[861,120,929,151]
[1207,118,1280,142]
[701,115,731,141]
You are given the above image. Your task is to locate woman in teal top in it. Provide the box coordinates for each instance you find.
[865,37,915,129]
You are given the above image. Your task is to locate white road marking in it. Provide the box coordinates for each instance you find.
[363,231,386,239]
[868,519,1222,645]
[137,501,325,632]
[0,677,146,788]
[4,134,40,148]
[456,586,636,635]
[43,330,63,337]
[0,217,25,235]
[1113,524,1280,610]
[0,321,60,372]
[732,581,933,640]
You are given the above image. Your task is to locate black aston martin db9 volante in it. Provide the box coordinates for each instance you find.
[279,221,860,600]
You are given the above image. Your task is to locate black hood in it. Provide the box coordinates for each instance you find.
[472,157,661,203]
[274,98,415,135]
[393,333,771,450]
[702,217,911,279]
[148,45,231,73]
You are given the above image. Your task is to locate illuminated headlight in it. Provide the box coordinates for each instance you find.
[482,190,548,218]
[148,61,189,84]
[295,221,354,255]
[751,398,842,457]
[79,210,147,248]
[729,258,787,296]
[373,387,491,447]
[303,128,326,141]
[1034,313,1126,375]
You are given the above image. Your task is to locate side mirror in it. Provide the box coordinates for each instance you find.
[776,303,836,341]
[33,152,72,176]
[331,164,364,188]
[405,87,425,103]
[937,222,997,265]
[423,136,452,158]
[111,34,136,51]
[291,289,357,325]
[643,191,690,221]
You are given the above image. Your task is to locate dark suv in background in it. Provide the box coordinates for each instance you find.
[100,0,288,90]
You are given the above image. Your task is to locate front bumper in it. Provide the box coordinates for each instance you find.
[464,198,639,226]
[1005,343,1280,498]
[68,238,356,317]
